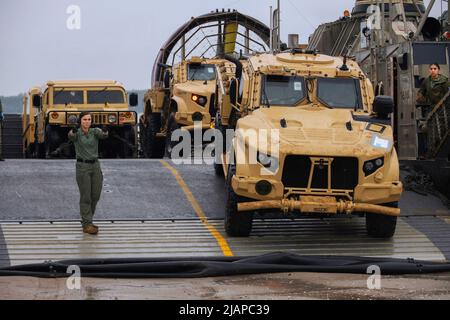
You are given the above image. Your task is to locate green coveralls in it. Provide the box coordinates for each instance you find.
[417,75,449,155]
[418,74,450,112]
[68,128,108,228]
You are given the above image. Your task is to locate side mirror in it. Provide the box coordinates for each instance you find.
[163,70,172,89]
[373,95,394,119]
[229,78,238,106]
[129,93,138,107]
[32,95,42,109]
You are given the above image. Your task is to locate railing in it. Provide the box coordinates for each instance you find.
[426,89,450,158]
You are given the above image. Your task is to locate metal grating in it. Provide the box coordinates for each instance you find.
[0,217,445,267]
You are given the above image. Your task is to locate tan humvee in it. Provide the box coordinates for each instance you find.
[217,51,403,238]
[140,57,235,158]
[22,80,138,158]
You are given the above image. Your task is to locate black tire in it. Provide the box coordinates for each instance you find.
[213,112,226,177]
[165,113,182,159]
[25,143,34,159]
[36,143,45,159]
[60,142,75,158]
[142,115,165,159]
[214,161,224,177]
[365,202,398,238]
[118,126,135,159]
[99,137,116,159]
[215,111,230,153]
[224,164,253,237]
[45,125,61,158]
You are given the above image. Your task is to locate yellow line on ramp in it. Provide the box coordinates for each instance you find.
[160,160,234,257]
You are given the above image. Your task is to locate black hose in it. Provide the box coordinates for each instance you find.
[223,54,243,81]
[1,252,449,278]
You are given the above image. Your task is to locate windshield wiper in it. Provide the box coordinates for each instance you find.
[91,87,109,103]
[92,87,108,98]
[54,88,65,99]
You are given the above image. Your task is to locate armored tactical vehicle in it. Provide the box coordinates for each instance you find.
[140,57,236,158]
[22,80,138,158]
[218,51,403,238]
[139,10,271,158]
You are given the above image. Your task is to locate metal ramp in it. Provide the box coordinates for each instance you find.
[0,217,446,267]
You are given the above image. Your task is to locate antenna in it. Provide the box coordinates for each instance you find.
[270,0,281,52]
[340,55,349,71]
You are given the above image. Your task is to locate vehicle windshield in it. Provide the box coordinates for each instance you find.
[261,75,306,106]
[317,78,362,109]
[87,90,125,104]
[53,90,84,105]
[188,64,216,81]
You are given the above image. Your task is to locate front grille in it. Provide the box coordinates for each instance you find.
[331,157,359,190]
[92,114,107,125]
[282,156,311,189]
[282,156,359,190]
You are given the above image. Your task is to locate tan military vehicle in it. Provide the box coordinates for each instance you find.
[22,80,138,158]
[140,57,235,158]
[217,51,403,238]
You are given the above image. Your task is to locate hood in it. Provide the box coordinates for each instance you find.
[174,81,216,96]
[237,107,389,157]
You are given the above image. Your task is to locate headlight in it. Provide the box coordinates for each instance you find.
[192,94,207,106]
[363,157,384,176]
[108,114,117,124]
[257,151,279,172]
[68,115,78,124]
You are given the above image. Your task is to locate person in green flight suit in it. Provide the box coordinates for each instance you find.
[68,112,108,235]
[0,99,4,161]
[416,63,450,157]
[417,63,450,113]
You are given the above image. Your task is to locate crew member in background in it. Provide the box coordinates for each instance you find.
[417,63,449,112]
[68,112,108,235]
[416,63,450,157]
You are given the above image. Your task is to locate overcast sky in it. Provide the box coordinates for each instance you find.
[0,0,442,96]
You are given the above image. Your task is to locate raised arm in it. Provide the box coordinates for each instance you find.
[68,127,78,142]
[94,127,109,140]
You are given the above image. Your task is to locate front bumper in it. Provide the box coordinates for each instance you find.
[47,110,137,126]
[237,197,400,217]
[231,175,403,217]
[175,112,211,129]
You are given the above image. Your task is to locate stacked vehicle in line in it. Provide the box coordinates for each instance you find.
[216,50,403,238]
[139,10,271,158]
[22,80,138,159]
[140,57,236,158]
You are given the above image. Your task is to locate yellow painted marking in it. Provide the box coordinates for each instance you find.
[160,160,234,257]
